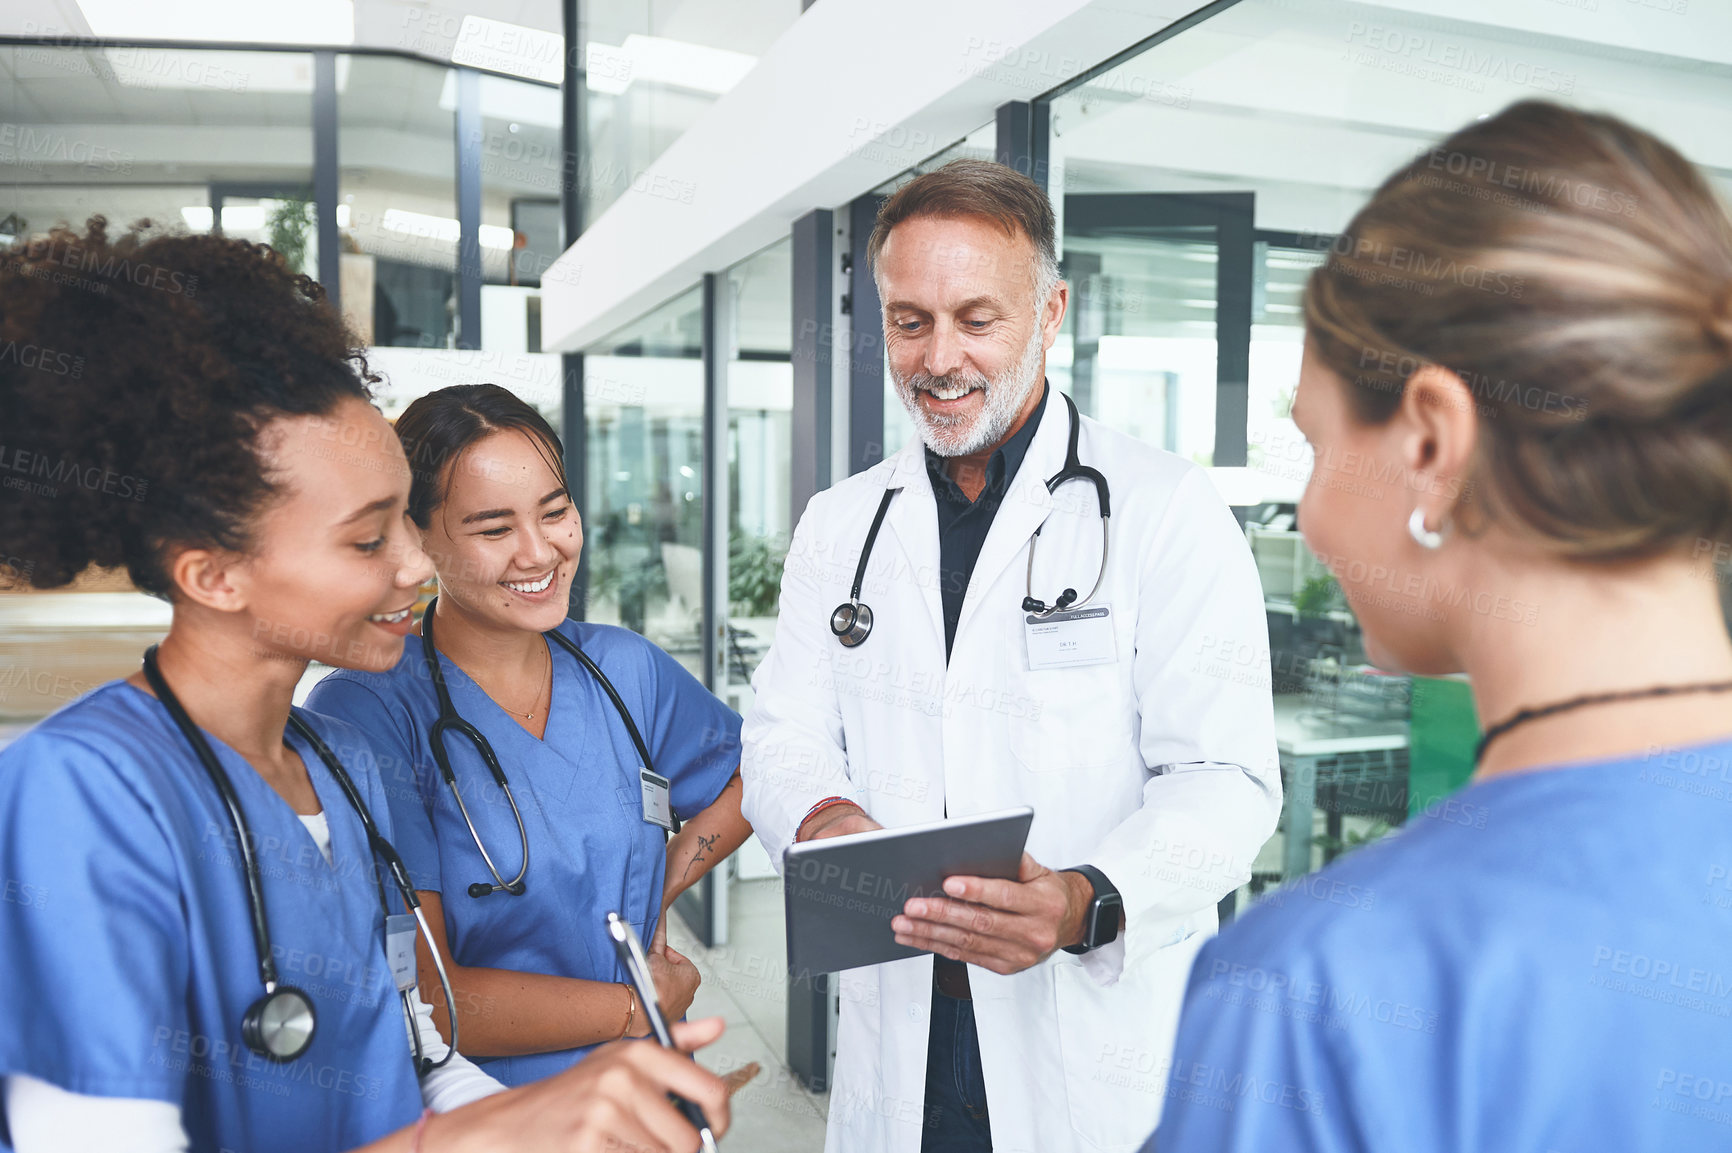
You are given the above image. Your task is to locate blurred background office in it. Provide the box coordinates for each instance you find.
[4,1,1731,1147]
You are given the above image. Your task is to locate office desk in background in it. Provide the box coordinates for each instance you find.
[1274,693,1408,879]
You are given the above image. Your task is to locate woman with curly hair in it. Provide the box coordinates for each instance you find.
[0,219,728,1153]
[1150,102,1732,1151]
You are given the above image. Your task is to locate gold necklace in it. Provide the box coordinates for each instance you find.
[472,641,550,721]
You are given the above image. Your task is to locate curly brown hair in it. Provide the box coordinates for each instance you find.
[1305,100,1732,560]
[0,217,376,595]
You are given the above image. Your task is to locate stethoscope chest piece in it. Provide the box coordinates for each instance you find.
[242,984,317,1062]
[830,601,873,647]
[830,486,900,650]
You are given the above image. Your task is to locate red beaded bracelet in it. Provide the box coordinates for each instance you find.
[797,795,857,840]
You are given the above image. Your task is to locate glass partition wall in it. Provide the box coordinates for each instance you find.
[723,239,793,711]
[1038,0,1732,891]
[580,288,708,680]
[0,39,564,718]
[0,45,318,257]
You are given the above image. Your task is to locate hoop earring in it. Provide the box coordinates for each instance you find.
[1408,507,1447,550]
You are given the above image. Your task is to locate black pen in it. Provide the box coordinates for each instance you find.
[606,911,720,1153]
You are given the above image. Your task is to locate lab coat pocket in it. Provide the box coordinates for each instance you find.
[1008,664,1129,773]
[1051,928,1206,1150]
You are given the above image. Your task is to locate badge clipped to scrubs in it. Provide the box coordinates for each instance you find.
[640,768,675,831]
[1024,604,1117,670]
[384,913,419,992]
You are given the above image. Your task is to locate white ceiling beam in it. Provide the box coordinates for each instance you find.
[540,0,1214,352]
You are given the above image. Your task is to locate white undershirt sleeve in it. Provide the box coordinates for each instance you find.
[406,989,508,1112]
[3,1075,190,1153]
[296,811,506,1113]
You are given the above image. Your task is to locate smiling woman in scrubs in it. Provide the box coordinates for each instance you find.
[307,384,752,1086]
[1149,102,1732,1152]
[0,222,728,1153]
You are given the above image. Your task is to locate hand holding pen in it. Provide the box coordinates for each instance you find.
[609,911,725,1153]
[399,1016,730,1152]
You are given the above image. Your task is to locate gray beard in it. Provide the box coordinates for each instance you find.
[892,321,1046,458]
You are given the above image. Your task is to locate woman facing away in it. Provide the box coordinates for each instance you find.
[306,384,754,1086]
[1148,100,1732,1151]
[0,220,728,1153]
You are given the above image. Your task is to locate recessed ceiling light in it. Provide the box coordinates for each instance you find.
[77,0,354,44]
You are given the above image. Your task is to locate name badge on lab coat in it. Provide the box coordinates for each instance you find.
[640,769,675,831]
[1024,604,1116,670]
[384,914,419,993]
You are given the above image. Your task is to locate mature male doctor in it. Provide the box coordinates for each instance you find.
[741,159,1281,1153]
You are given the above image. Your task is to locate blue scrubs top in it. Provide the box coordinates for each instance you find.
[307,620,742,1087]
[1148,737,1732,1152]
[0,682,424,1153]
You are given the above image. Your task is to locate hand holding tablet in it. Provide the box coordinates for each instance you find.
[781,807,1035,975]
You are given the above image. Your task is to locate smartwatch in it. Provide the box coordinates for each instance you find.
[1060,864,1123,955]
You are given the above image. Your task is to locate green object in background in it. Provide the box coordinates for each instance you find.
[266,193,316,275]
[729,530,786,618]
[1408,675,1481,817]
[1293,572,1344,618]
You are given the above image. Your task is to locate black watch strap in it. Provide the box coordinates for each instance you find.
[1060,864,1122,955]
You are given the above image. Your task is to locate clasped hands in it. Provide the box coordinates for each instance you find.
[799,803,1095,975]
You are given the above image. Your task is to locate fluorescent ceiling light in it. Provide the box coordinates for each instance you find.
[103,48,349,93]
[183,202,349,233]
[586,35,756,97]
[77,0,354,44]
[450,15,563,84]
[180,205,271,231]
[381,209,515,251]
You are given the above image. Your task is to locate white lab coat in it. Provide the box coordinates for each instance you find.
[741,393,1281,1153]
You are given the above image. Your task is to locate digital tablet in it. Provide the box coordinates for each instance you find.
[782,806,1035,975]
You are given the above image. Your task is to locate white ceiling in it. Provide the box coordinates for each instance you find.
[1048,0,1732,235]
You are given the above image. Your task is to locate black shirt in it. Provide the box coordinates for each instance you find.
[926,383,1050,659]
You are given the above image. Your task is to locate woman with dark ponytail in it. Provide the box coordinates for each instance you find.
[307,383,753,1086]
[0,220,729,1153]
[1150,103,1732,1151]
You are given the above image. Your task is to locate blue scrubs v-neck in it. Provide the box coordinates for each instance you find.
[306,620,742,1087]
[0,682,425,1153]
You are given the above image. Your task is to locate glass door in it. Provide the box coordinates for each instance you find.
[1053,192,1253,469]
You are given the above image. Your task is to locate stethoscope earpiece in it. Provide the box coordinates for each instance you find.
[242,985,318,1062]
[469,879,528,899]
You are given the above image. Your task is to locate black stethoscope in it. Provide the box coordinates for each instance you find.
[142,646,459,1069]
[418,595,672,902]
[831,393,1112,648]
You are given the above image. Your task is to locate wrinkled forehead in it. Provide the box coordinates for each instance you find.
[877,215,1040,305]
